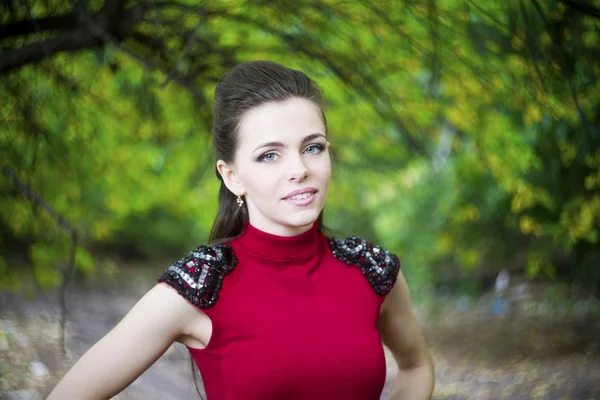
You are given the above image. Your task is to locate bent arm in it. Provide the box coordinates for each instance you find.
[378,271,435,400]
[47,284,203,400]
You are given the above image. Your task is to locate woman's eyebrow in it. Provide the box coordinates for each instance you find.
[252,133,326,152]
[302,133,326,143]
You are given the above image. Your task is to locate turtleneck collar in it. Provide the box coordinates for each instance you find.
[234,221,320,262]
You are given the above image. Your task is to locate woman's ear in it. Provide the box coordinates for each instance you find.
[216,160,245,196]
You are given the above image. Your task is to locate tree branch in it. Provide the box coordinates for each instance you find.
[0,13,79,41]
[0,4,146,74]
[0,27,103,73]
[558,0,600,19]
[518,0,547,94]
[96,28,207,105]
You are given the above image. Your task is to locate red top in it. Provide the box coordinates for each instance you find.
[162,222,395,400]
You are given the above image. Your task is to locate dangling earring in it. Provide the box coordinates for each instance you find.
[237,194,244,207]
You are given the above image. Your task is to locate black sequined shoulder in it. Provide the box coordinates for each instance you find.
[328,236,400,296]
[157,243,237,309]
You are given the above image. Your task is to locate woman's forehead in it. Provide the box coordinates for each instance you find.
[237,98,325,148]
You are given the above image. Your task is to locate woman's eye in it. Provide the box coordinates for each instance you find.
[304,144,324,154]
[259,152,279,162]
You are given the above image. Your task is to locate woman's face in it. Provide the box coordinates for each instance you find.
[218,97,331,236]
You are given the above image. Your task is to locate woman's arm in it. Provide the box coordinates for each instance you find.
[378,270,435,400]
[47,284,205,400]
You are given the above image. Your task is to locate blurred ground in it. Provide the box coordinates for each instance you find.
[1,269,599,400]
[424,310,600,399]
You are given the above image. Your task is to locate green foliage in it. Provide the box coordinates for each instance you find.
[1,0,599,293]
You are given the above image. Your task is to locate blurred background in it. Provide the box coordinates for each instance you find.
[1,0,599,399]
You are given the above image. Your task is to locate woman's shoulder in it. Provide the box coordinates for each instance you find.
[157,242,238,309]
[325,234,401,296]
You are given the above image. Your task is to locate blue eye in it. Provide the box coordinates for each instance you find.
[304,144,325,154]
[258,152,279,162]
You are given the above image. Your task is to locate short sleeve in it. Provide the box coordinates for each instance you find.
[328,236,400,296]
[157,243,237,309]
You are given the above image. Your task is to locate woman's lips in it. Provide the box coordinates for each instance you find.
[283,191,317,207]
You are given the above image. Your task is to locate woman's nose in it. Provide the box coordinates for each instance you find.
[288,156,309,182]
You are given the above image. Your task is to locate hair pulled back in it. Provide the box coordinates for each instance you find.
[209,61,327,243]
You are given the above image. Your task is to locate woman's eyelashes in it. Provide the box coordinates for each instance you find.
[258,151,280,162]
[304,143,325,154]
[256,143,326,163]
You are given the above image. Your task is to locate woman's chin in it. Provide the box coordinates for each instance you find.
[283,210,321,229]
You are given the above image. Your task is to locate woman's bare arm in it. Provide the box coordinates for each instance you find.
[378,270,435,400]
[47,284,205,400]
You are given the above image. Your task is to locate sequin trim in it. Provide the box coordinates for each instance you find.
[157,244,237,309]
[328,237,400,296]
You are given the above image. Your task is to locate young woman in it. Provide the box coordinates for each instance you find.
[47,61,434,400]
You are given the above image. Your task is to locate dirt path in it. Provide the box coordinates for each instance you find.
[428,311,600,399]
[1,283,599,400]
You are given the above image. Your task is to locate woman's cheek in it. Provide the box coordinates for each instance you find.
[317,158,332,180]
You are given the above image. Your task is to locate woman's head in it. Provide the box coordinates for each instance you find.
[210,61,330,241]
